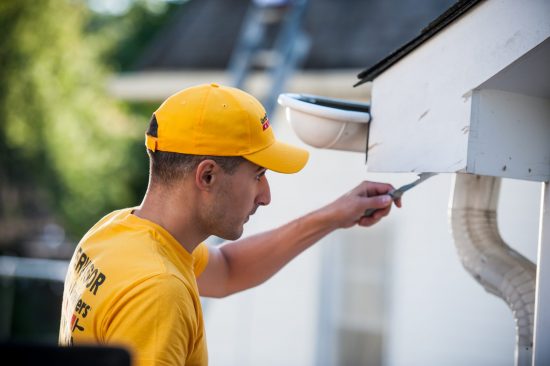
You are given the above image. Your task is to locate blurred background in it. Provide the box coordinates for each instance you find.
[0,0,542,365]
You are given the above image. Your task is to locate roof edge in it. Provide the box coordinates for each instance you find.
[354,0,485,87]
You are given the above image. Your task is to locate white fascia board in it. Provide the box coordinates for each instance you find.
[367,0,550,175]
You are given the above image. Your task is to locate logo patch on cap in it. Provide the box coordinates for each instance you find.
[260,114,270,131]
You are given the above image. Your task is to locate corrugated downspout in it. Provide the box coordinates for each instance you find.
[449,173,536,366]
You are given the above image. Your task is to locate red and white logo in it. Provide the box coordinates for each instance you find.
[260,114,270,131]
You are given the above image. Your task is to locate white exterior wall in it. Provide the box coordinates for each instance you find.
[204,105,541,366]
[385,174,540,366]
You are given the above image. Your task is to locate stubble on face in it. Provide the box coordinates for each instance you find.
[202,175,246,241]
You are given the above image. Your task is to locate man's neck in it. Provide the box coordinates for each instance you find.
[133,190,207,254]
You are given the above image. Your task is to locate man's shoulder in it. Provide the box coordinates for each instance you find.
[91,208,134,231]
[78,208,134,242]
[74,208,201,288]
[76,208,164,270]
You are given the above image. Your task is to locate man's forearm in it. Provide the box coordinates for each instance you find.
[198,181,397,298]
[218,207,337,296]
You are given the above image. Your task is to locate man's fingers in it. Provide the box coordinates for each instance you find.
[358,215,377,226]
[395,197,402,208]
[365,194,392,209]
[353,181,395,197]
[352,181,383,195]
[367,183,394,196]
[359,195,391,218]
[358,203,392,226]
[336,180,403,228]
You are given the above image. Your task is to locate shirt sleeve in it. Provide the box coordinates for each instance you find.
[102,274,202,366]
[192,242,209,277]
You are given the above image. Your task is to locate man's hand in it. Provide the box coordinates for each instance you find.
[320,181,401,229]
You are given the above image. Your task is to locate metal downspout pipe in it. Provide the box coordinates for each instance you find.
[449,173,536,366]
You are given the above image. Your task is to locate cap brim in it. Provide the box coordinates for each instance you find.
[243,141,309,174]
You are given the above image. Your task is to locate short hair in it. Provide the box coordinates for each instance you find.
[146,115,244,185]
[147,150,245,185]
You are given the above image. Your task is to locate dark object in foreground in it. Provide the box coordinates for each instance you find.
[0,342,131,366]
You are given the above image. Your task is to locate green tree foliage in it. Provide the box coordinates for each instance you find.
[88,0,184,72]
[0,0,148,245]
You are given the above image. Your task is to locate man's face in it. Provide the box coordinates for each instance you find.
[205,160,271,240]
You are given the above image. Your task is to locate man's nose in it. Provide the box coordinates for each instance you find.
[256,176,271,206]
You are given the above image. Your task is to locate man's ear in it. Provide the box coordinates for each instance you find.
[195,159,219,191]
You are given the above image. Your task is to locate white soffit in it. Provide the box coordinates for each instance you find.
[366,0,550,176]
[478,38,550,99]
[469,88,550,182]
[466,39,550,182]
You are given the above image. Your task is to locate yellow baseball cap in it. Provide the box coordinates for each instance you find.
[145,83,309,174]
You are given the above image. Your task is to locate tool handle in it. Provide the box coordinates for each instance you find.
[363,208,378,217]
[363,192,397,217]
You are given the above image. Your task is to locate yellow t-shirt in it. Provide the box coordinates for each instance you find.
[59,208,209,366]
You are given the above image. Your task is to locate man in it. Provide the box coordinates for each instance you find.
[59,83,399,365]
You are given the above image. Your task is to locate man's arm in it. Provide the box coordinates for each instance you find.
[197,181,400,298]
